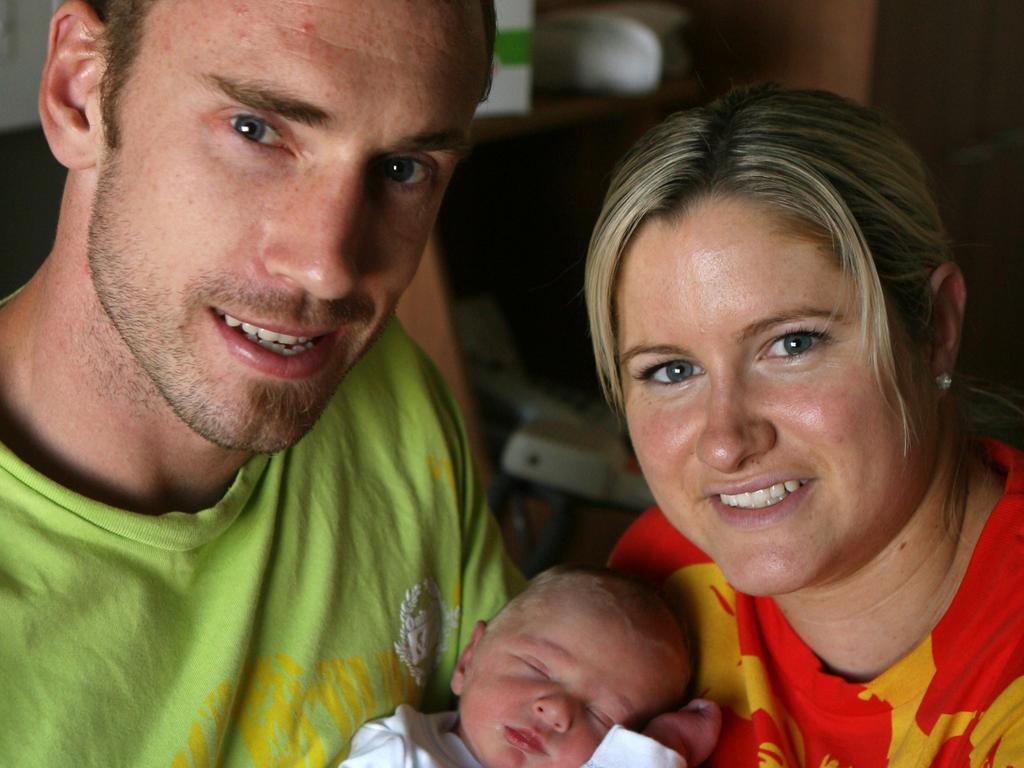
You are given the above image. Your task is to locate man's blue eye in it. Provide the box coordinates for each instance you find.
[230,115,276,144]
[651,360,699,384]
[383,157,428,184]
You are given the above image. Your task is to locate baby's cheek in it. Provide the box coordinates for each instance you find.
[563,728,605,766]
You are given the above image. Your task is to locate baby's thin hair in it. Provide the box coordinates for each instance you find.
[490,564,689,660]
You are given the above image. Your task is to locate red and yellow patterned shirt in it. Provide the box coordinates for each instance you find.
[610,441,1024,767]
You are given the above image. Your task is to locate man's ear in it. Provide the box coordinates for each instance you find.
[450,621,487,697]
[928,261,967,383]
[39,1,108,170]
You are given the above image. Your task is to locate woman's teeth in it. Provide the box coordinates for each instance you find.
[720,480,806,509]
[216,310,317,357]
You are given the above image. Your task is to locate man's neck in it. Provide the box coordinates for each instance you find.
[0,197,249,514]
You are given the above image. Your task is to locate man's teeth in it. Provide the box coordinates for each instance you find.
[720,480,806,510]
[216,311,316,357]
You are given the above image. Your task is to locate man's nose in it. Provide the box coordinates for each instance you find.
[534,694,576,733]
[259,170,367,301]
[695,378,776,473]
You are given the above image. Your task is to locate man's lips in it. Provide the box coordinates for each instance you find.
[211,307,340,380]
[504,726,547,755]
[214,308,329,357]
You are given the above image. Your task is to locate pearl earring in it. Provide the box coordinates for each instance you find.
[935,372,953,390]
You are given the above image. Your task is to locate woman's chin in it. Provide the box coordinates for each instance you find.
[716,549,818,598]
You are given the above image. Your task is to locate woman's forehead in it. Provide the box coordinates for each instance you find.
[620,199,843,299]
[612,201,862,365]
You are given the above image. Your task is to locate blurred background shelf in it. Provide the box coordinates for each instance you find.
[471,75,702,144]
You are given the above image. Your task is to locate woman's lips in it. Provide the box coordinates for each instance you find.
[713,480,812,530]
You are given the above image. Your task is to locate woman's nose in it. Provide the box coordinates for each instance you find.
[534,694,574,733]
[695,380,776,473]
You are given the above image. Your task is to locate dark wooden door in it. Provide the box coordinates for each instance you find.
[872,0,1024,392]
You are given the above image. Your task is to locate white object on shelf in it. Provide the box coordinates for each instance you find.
[532,1,691,95]
[596,2,693,77]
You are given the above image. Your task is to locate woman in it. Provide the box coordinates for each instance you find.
[585,83,1024,766]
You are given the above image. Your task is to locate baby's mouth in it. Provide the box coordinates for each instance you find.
[215,309,322,357]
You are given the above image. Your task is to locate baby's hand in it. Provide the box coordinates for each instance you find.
[641,699,722,766]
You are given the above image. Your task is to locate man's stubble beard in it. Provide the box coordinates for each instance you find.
[85,153,380,455]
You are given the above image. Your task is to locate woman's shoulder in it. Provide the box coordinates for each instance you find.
[609,507,713,584]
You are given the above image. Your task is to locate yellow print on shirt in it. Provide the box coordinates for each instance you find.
[668,565,799,768]
[171,650,416,768]
[858,636,976,766]
[428,456,457,500]
[968,676,1024,766]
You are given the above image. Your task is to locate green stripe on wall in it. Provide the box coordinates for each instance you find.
[494,29,532,67]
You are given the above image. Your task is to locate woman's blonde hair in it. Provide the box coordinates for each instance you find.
[586,84,951,450]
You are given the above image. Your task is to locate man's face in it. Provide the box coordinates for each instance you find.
[87,0,485,452]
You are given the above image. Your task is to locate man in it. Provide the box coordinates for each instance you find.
[0,0,520,764]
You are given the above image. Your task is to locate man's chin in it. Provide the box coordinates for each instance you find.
[171,378,336,455]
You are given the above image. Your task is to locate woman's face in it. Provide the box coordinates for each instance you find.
[616,196,936,597]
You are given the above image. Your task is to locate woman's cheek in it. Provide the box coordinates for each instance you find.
[627,398,697,495]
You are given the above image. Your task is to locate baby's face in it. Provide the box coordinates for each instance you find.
[451,603,687,768]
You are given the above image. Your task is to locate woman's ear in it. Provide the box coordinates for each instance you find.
[928,261,967,381]
[39,1,108,170]
[450,621,487,697]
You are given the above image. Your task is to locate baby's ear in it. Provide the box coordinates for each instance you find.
[450,621,487,696]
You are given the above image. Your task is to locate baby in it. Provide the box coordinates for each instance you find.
[342,565,720,767]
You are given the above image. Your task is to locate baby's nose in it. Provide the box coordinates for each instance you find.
[534,694,574,733]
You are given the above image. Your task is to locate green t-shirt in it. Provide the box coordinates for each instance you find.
[0,320,522,767]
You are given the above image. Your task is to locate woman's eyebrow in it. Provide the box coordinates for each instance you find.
[618,308,843,366]
[735,308,841,343]
[618,344,691,368]
[203,74,333,127]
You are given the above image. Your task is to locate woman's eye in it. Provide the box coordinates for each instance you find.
[767,331,824,358]
[230,115,281,146]
[647,360,701,384]
[382,156,430,185]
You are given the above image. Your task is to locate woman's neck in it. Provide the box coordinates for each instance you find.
[773,444,1003,682]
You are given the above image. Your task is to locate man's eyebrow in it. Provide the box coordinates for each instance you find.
[203,74,333,127]
[202,74,472,157]
[400,131,473,159]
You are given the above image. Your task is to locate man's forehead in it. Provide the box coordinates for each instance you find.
[138,0,486,95]
[130,0,487,123]
[144,0,482,53]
